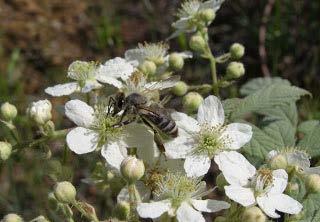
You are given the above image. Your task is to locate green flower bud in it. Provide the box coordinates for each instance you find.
[214,216,226,222]
[54,181,77,204]
[306,174,320,193]
[216,173,228,190]
[169,53,184,71]
[269,154,288,170]
[242,206,266,222]
[189,34,206,52]
[199,8,216,23]
[226,62,245,79]
[27,100,52,125]
[0,141,12,161]
[30,216,50,222]
[230,43,245,60]
[182,92,203,113]
[139,60,157,76]
[2,214,23,222]
[286,182,299,195]
[113,201,130,220]
[172,81,188,96]
[120,156,145,184]
[1,102,17,121]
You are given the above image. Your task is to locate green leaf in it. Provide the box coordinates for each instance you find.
[297,194,320,222]
[298,120,320,134]
[298,123,320,158]
[240,77,290,96]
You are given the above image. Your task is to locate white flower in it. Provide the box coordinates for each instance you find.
[268,149,320,175]
[27,99,52,125]
[64,99,152,155]
[164,95,252,177]
[169,0,225,39]
[45,58,134,96]
[214,151,303,218]
[137,172,230,222]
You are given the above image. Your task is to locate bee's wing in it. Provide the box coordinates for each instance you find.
[144,75,181,91]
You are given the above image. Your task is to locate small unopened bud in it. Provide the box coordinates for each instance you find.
[27,100,52,125]
[269,154,288,170]
[189,34,206,52]
[30,216,50,222]
[54,181,77,204]
[0,141,12,161]
[286,182,299,195]
[199,8,216,23]
[226,62,245,79]
[2,214,23,222]
[172,81,188,96]
[214,216,226,222]
[1,102,17,121]
[169,53,184,71]
[306,174,320,193]
[113,201,130,220]
[182,92,203,113]
[120,156,145,183]
[230,43,245,60]
[242,206,266,222]
[216,173,228,190]
[139,60,157,76]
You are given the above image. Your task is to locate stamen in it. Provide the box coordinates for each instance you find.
[178,0,202,18]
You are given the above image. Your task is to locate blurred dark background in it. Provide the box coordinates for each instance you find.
[0,0,319,220]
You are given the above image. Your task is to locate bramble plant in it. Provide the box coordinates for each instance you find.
[1,1,319,222]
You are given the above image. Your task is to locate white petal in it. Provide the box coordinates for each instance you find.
[65,99,94,127]
[178,51,193,59]
[304,166,320,175]
[101,141,127,172]
[267,150,279,161]
[117,181,151,203]
[137,201,171,219]
[172,17,190,30]
[66,127,98,154]
[221,123,252,150]
[268,169,288,195]
[214,151,256,186]
[191,199,230,213]
[197,95,224,126]
[45,82,79,97]
[96,76,123,88]
[184,155,211,177]
[286,150,311,170]
[97,57,134,80]
[164,131,196,159]
[200,0,225,12]
[171,112,200,134]
[256,196,280,218]
[225,185,255,207]
[124,48,146,66]
[176,202,205,222]
[81,80,102,93]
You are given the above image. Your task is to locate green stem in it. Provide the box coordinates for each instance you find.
[72,201,99,222]
[128,183,141,222]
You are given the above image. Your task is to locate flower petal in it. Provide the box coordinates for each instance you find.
[304,166,320,175]
[45,82,79,97]
[184,155,211,177]
[81,80,102,93]
[117,181,151,203]
[256,195,280,218]
[286,150,311,170]
[267,150,279,161]
[214,151,256,186]
[221,123,252,150]
[101,141,128,172]
[124,48,146,66]
[176,202,205,222]
[200,0,225,12]
[137,201,171,219]
[191,199,230,213]
[197,95,224,126]
[268,169,288,195]
[164,131,196,159]
[65,99,95,127]
[66,127,98,154]
[225,185,255,207]
[171,111,200,134]
[97,57,134,80]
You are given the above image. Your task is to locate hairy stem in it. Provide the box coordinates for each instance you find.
[128,183,141,222]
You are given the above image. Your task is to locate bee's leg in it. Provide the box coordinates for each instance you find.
[107,96,118,115]
[113,116,137,128]
[140,118,166,153]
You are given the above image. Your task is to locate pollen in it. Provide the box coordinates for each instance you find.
[178,0,202,18]
[138,42,169,65]
[252,168,273,196]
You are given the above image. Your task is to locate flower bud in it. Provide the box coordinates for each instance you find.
[189,34,206,52]
[172,81,188,96]
[27,100,52,125]
[0,141,12,161]
[54,181,77,204]
[139,60,157,76]
[112,201,130,220]
[269,154,288,170]
[230,43,245,60]
[216,173,228,190]
[30,216,50,222]
[226,62,245,79]
[286,182,299,195]
[214,216,226,222]
[306,174,320,193]
[2,214,23,222]
[182,92,203,113]
[242,206,266,222]
[199,8,216,23]
[169,53,184,71]
[1,102,17,121]
[120,156,145,183]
